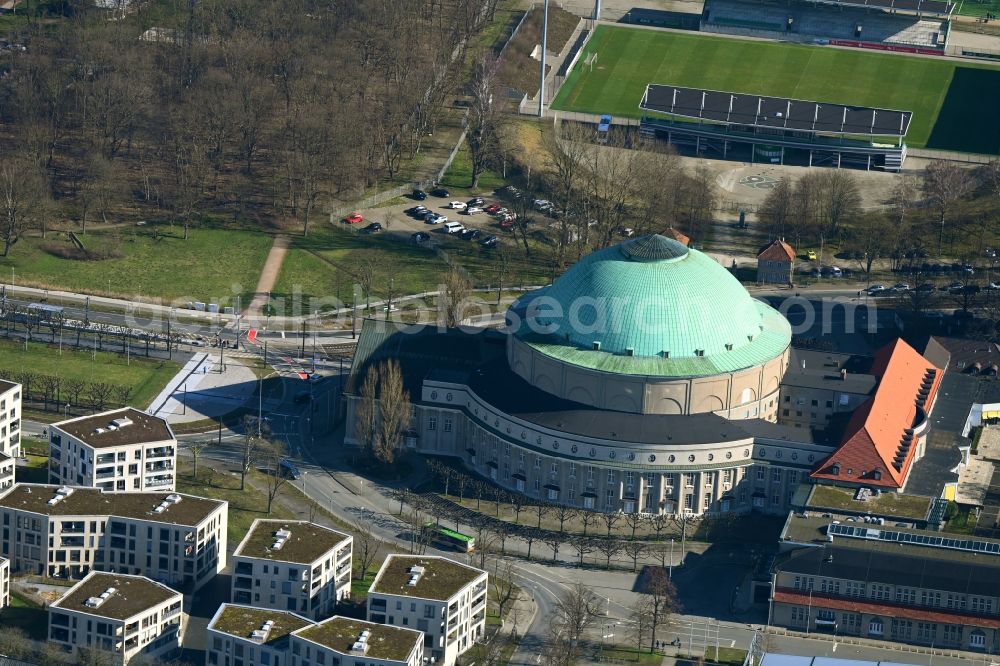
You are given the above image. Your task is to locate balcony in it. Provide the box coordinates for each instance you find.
[145,462,174,473]
[49,448,61,461]
[145,447,175,459]
[233,577,253,590]
[96,454,115,465]
[146,477,174,487]
[235,562,253,576]
[96,469,116,480]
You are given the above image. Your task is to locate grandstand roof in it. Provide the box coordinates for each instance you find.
[807,0,953,17]
[640,84,912,137]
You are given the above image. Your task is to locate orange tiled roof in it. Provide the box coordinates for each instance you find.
[665,227,690,246]
[757,239,795,262]
[811,339,942,488]
[773,589,1000,629]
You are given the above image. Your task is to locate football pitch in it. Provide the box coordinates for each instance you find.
[551,26,1000,154]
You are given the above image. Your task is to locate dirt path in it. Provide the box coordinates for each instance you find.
[247,234,289,316]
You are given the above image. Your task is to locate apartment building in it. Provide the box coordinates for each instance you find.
[0,556,8,608]
[232,520,353,619]
[207,603,312,666]
[291,616,424,666]
[0,381,22,491]
[0,483,227,592]
[771,514,1000,653]
[367,555,487,666]
[48,571,183,665]
[49,408,176,492]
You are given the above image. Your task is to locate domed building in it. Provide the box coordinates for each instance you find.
[345,235,939,516]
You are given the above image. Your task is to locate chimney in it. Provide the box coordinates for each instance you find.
[841,369,848,380]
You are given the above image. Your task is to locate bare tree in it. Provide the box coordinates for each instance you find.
[601,511,622,537]
[629,596,656,659]
[114,383,132,407]
[759,178,795,240]
[442,265,473,328]
[596,538,622,568]
[240,415,271,491]
[354,529,383,582]
[820,170,862,232]
[0,157,49,256]
[648,512,671,540]
[572,536,595,565]
[466,53,502,188]
[489,558,520,620]
[552,504,578,533]
[86,381,116,411]
[374,359,412,464]
[623,540,649,572]
[923,161,975,256]
[623,512,646,539]
[638,566,681,651]
[552,582,602,653]
[263,444,291,514]
[354,365,378,456]
[533,502,551,529]
[544,534,563,562]
[579,509,599,536]
[187,441,210,480]
[356,250,383,310]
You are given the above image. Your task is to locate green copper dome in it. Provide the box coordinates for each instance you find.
[513,234,791,377]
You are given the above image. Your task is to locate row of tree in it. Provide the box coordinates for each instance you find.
[13,371,132,413]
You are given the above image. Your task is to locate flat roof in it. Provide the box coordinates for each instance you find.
[370,555,485,602]
[54,408,173,449]
[234,520,351,565]
[799,0,953,16]
[783,349,876,394]
[0,484,225,526]
[52,572,179,621]
[209,604,313,648]
[805,484,931,519]
[295,617,420,662]
[0,380,17,394]
[640,84,912,137]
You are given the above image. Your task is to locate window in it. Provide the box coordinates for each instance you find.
[943,624,962,646]
[587,467,595,481]
[569,464,576,478]
[756,468,765,481]
[427,417,437,431]
[891,618,912,640]
[917,622,936,643]
[607,469,615,483]
[847,581,866,598]
[534,457,541,469]
[971,630,986,648]
[771,468,781,482]
[703,493,712,510]
[625,471,635,486]
[842,613,861,634]
[443,419,452,433]
[868,618,884,636]
[684,493,694,511]
[550,462,558,475]
[583,496,595,509]
[665,473,676,489]
[684,473,696,487]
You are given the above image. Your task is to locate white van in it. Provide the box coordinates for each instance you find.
[443,221,465,234]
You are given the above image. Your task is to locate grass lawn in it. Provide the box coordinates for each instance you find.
[16,454,50,484]
[808,484,931,519]
[2,591,48,640]
[0,338,179,410]
[271,223,552,309]
[0,222,273,304]
[955,0,1000,16]
[706,646,749,665]
[600,647,663,664]
[175,462,297,545]
[551,25,1000,153]
[438,141,506,193]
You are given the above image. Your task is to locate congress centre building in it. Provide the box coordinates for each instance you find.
[346,235,939,517]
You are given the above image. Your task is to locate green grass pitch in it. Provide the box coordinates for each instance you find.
[551,26,1000,154]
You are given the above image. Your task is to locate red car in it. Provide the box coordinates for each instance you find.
[499,217,515,230]
[484,203,502,214]
[343,212,363,224]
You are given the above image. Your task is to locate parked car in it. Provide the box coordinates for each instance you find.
[463,206,483,215]
[499,217,515,230]
[916,283,935,293]
[987,282,1000,290]
[448,201,467,210]
[890,283,910,292]
[480,234,498,247]
[406,205,427,216]
[411,189,427,200]
[462,229,481,241]
[484,203,502,214]
[467,197,485,207]
[411,232,430,243]
[343,212,363,224]
[864,285,887,295]
[431,187,450,197]
[806,250,817,260]
[533,199,552,211]
[425,213,447,224]
[361,222,382,234]
[443,221,465,234]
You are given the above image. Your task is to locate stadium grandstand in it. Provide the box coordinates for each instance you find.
[702,0,953,53]
[638,83,912,170]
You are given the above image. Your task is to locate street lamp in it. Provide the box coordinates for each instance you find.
[669,537,675,579]
[64,403,71,418]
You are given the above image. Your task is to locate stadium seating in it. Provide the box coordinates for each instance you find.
[702,0,947,48]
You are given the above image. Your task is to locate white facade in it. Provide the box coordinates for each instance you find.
[0,381,22,492]
[0,484,227,591]
[49,408,176,492]
[48,571,184,665]
[232,520,353,619]
[0,556,9,608]
[207,604,313,666]
[367,555,487,666]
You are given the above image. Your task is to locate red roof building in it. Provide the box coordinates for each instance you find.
[756,240,795,285]
[665,227,690,246]
[810,339,942,489]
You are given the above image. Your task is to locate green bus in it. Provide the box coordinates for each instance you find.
[423,522,475,552]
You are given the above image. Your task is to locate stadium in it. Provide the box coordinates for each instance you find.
[551,20,1000,160]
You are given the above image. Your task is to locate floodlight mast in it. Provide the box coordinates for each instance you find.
[538,0,549,117]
